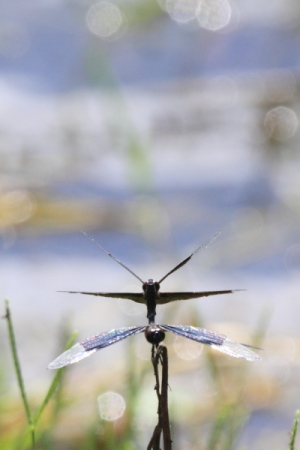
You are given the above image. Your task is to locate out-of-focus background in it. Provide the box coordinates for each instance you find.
[1,1,300,448]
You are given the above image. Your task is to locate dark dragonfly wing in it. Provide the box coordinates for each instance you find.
[158,231,221,284]
[58,291,145,304]
[160,325,261,361]
[48,326,146,369]
[157,290,238,305]
[81,231,144,283]
[59,289,239,305]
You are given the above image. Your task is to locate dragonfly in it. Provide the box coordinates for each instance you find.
[48,233,261,369]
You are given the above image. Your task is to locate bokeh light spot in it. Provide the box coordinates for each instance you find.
[0,190,34,226]
[264,106,298,141]
[173,335,203,360]
[165,0,200,23]
[86,2,124,39]
[97,391,126,421]
[197,0,232,31]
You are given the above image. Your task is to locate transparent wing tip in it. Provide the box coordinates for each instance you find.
[211,338,262,362]
[48,342,96,369]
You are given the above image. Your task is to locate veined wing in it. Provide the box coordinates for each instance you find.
[58,291,145,304]
[157,290,239,305]
[48,326,145,369]
[160,325,261,361]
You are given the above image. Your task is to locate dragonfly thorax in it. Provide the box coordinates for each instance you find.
[143,280,160,323]
[145,325,165,345]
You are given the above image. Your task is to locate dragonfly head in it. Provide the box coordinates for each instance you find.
[143,279,160,293]
[145,325,165,346]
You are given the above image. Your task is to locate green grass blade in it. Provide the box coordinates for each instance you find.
[33,331,78,425]
[206,405,231,450]
[289,410,300,450]
[4,299,35,447]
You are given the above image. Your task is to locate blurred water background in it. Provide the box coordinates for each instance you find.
[1,1,300,448]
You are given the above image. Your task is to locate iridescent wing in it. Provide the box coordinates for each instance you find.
[48,326,145,369]
[160,325,261,361]
[58,291,145,304]
[157,290,239,305]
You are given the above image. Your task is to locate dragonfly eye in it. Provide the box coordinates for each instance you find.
[142,282,147,292]
[154,282,160,292]
[145,327,165,345]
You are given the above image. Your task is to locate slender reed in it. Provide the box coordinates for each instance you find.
[4,299,35,448]
[4,299,77,449]
[289,410,300,450]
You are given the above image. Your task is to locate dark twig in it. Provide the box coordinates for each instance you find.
[160,346,172,449]
[147,344,172,450]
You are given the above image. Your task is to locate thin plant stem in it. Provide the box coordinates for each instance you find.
[4,299,78,449]
[206,405,231,450]
[289,410,300,450]
[4,299,35,448]
[33,331,78,425]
